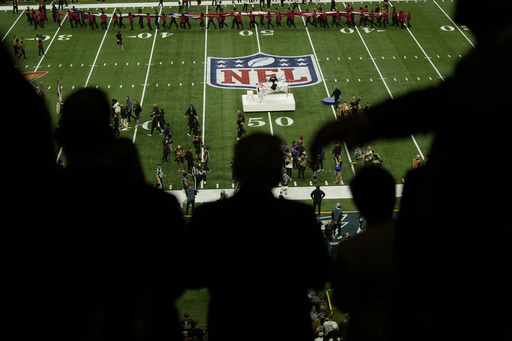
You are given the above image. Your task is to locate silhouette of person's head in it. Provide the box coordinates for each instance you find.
[110,137,146,184]
[55,88,113,164]
[455,0,509,38]
[233,133,283,190]
[350,166,395,225]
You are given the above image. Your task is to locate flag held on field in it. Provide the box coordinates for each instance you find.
[56,78,63,114]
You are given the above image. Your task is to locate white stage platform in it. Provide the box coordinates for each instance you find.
[242,93,296,112]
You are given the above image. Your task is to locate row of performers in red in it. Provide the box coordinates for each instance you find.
[56,7,411,30]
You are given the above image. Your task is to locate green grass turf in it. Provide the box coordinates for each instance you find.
[3,0,476,192]
[2,0,476,326]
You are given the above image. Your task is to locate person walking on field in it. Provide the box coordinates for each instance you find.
[37,35,44,56]
[155,163,167,188]
[115,31,124,51]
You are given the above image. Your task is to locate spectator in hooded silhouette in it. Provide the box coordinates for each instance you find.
[185,132,331,341]
[53,87,185,341]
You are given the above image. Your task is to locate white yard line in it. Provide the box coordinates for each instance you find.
[56,12,112,163]
[200,6,209,189]
[133,6,163,143]
[254,21,274,136]
[299,5,355,174]
[433,0,475,48]
[84,9,115,88]
[1,10,25,43]
[405,27,444,81]
[34,16,68,72]
[201,6,208,149]
[353,26,394,100]
[342,2,426,161]
[388,1,445,82]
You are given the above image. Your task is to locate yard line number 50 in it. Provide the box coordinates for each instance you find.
[247,116,294,127]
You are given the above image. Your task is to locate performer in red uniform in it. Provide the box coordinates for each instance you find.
[100,11,107,29]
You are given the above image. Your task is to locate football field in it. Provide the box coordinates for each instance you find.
[2,0,475,207]
[2,0,477,326]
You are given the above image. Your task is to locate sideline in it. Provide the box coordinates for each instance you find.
[168,183,404,204]
[133,6,163,143]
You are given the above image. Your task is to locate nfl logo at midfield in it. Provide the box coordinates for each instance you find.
[207,52,320,90]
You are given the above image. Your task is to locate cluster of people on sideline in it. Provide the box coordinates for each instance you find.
[17,1,413,33]
[179,312,207,340]
[280,134,327,188]
[278,129,384,193]
[310,299,350,341]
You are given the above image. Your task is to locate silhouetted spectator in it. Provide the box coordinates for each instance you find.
[349,166,395,228]
[2,39,58,341]
[311,1,512,339]
[332,167,396,340]
[185,132,331,341]
[53,88,185,341]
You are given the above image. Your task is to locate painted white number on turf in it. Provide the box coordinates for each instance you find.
[161,32,173,38]
[239,30,254,36]
[275,116,294,127]
[58,34,72,41]
[440,25,455,32]
[441,25,471,32]
[340,27,374,34]
[248,117,265,127]
[142,121,151,130]
[138,32,152,39]
[260,30,274,36]
[248,117,294,127]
